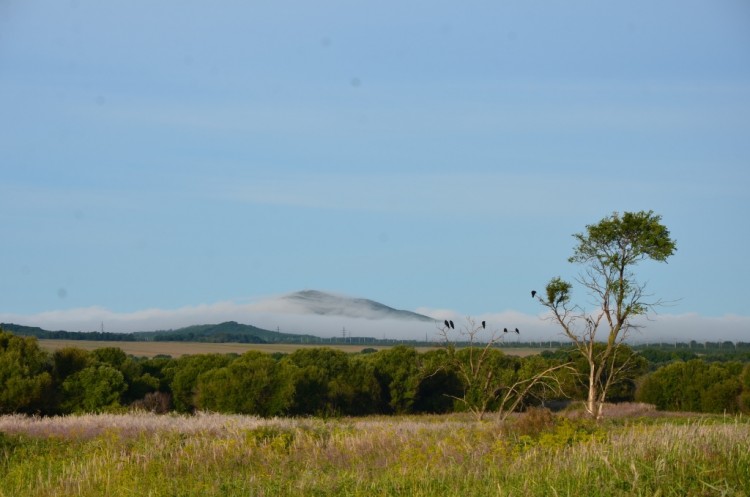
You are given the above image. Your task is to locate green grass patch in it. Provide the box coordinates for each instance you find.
[0,412,748,496]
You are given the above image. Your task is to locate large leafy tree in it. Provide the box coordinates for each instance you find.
[0,330,53,414]
[370,346,422,414]
[60,364,127,413]
[537,210,676,420]
[195,351,296,416]
[163,354,233,413]
[282,347,381,416]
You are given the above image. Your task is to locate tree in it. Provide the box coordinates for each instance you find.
[163,354,233,413]
[412,349,463,413]
[0,330,53,414]
[195,351,296,416]
[554,344,648,402]
[60,364,127,413]
[283,348,354,416]
[538,210,676,420]
[739,364,750,414]
[636,359,744,413]
[370,346,422,414]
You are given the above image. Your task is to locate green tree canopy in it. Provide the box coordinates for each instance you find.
[60,364,127,413]
[163,354,234,413]
[195,351,296,416]
[0,330,52,414]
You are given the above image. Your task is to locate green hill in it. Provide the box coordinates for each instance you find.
[1,321,317,344]
[134,321,317,343]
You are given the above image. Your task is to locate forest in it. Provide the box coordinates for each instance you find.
[2,328,749,418]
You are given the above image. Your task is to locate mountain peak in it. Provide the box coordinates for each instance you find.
[282,290,435,322]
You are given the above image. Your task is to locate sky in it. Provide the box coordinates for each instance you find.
[1,0,749,343]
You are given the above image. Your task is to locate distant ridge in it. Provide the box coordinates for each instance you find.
[282,290,435,322]
[0,321,316,344]
[133,321,317,343]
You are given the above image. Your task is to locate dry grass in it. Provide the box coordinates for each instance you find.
[36,339,547,358]
[1,411,748,496]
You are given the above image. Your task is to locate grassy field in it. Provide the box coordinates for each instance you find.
[35,339,548,358]
[0,406,748,496]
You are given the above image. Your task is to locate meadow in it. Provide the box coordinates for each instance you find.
[1,405,748,497]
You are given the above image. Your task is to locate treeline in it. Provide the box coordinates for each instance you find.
[636,360,750,413]
[0,323,138,342]
[633,347,750,367]
[1,330,749,417]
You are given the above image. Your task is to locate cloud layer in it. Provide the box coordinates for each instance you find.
[1,293,747,344]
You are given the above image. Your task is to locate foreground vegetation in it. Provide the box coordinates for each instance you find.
[1,408,748,496]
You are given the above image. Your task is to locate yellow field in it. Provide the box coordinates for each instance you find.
[36,339,548,358]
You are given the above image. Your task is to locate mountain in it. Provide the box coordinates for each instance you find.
[280,290,435,322]
[1,290,438,343]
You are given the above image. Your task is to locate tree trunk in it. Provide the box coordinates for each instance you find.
[587,365,598,419]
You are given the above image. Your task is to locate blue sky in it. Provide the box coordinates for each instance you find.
[1,1,749,341]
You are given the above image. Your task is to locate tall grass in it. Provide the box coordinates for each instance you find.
[1,410,748,496]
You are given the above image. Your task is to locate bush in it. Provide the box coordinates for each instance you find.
[512,407,556,437]
[130,392,172,414]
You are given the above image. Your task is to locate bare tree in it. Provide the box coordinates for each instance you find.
[537,210,676,420]
[436,318,569,421]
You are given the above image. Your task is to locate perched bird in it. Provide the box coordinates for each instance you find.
[449,320,455,329]
[481,321,486,329]
[444,320,450,329]
[503,328,508,333]
[531,290,537,298]
[515,328,520,334]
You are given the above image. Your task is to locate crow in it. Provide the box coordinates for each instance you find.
[481,321,486,329]
[531,290,537,298]
[515,328,520,334]
[444,320,450,329]
[503,328,508,333]
[449,320,455,329]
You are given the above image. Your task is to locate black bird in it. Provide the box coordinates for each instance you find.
[515,328,520,334]
[481,320,486,329]
[531,290,537,298]
[444,320,450,329]
[503,328,508,333]
[449,320,455,329]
